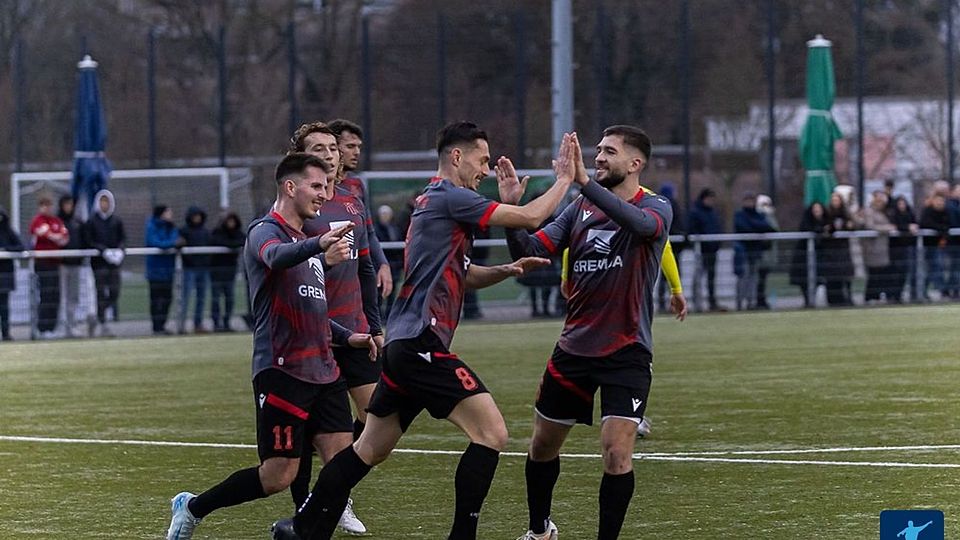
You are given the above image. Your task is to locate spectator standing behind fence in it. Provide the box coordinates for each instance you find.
[688,188,725,312]
[919,192,951,300]
[0,207,25,341]
[178,206,211,334]
[656,182,685,311]
[30,197,69,338]
[733,192,775,311]
[374,204,404,318]
[790,202,828,308]
[822,192,856,306]
[210,212,245,332]
[57,195,92,337]
[888,196,919,303]
[83,190,126,337]
[861,191,897,304]
[146,206,180,335]
[755,194,779,309]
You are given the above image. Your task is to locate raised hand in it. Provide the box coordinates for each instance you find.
[553,133,576,185]
[495,156,530,205]
[319,223,354,266]
[570,132,590,186]
[318,222,354,250]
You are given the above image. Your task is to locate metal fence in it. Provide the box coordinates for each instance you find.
[1,229,958,341]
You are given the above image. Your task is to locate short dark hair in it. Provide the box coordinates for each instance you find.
[288,121,336,153]
[275,153,332,185]
[602,125,652,160]
[436,121,488,155]
[327,119,363,140]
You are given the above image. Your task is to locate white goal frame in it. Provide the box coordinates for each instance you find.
[10,167,231,228]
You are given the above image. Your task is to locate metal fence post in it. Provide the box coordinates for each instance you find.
[691,239,702,312]
[806,236,817,308]
[915,234,925,301]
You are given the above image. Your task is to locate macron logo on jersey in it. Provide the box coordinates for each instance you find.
[581,209,593,222]
[586,229,616,255]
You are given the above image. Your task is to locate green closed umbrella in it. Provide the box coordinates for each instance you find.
[799,34,843,207]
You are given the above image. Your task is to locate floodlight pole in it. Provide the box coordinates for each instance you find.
[14,39,24,172]
[765,0,777,201]
[552,0,574,152]
[856,0,865,207]
[947,0,956,183]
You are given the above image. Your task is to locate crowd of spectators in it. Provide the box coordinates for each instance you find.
[0,177,959,340]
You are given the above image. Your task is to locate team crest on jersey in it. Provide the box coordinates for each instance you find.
[586,229,616,255]
[344,202,362,216]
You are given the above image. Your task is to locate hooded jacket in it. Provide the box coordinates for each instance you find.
[210,212,245,277]
[83,189,126,268]
[180,206,212,269]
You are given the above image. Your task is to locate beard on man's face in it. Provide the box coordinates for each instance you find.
[597,170,626,188]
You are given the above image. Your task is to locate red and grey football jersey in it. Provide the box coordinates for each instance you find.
[244,211,352,385]
[386,178,499,348]
[507,180,672,356]
[302,186,381,336]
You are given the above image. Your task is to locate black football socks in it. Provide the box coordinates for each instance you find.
[290,439,314,508]
[525,455,560,534]
[448,442,500,540]
[294,446,371,539]
[597,470,634,540]
[187,467,266,519]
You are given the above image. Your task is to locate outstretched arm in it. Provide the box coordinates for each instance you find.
[465,257,551,290]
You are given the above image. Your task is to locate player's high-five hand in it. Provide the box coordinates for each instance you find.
[570,132,590,186]
[348,332,380,362]
[553,132,577,186]
[495,156,530,205]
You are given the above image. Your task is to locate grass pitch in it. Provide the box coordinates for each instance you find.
[0,305,958,539]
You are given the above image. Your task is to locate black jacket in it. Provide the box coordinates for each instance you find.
[210,213,245,276]
[83,190,126,268]
[180,206,212,269]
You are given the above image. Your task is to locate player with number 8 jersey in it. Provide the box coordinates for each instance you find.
[280,122,579,540]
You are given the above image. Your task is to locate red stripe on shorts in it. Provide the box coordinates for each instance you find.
[546,358,592,403]
[265,393,309,420]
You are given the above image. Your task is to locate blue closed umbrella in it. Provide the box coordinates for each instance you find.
[72,54,112,219]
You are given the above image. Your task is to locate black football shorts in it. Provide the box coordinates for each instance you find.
[366,330,489,431]
[334,345,383,388]
[253,368,353,461]
[535,342,652,426]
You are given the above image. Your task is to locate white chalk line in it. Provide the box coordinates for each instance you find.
[2,435,960,468]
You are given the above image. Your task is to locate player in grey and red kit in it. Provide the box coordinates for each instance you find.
[165,153,377,540]
[272,122,580,540]
[508,127,673,540]
[284,121,381,535]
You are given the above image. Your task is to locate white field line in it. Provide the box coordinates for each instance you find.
[2,435,960,468]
